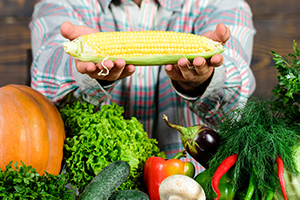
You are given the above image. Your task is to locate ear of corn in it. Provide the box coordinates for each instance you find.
[62,31,225,66]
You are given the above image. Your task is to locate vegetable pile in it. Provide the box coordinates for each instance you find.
[60,101,166,193]
[206,97,299,199]
[1,41,300,199]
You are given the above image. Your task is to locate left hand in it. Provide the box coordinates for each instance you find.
[165,23,231,96]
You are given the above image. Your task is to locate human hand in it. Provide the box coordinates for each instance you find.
[165,23,231,96]
[60,21,135,82]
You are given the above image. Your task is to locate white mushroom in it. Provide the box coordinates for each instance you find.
[159,174,206,200]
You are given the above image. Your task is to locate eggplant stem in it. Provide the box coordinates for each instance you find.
[163,114,185,133]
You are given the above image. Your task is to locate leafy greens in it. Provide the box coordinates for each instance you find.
[271,40,300,123]
[270,41,300,199]
[0,161,74,200]
[206,97,299,197]
[60,101,166,193]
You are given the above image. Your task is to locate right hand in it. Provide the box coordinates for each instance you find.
[60,21,135,81]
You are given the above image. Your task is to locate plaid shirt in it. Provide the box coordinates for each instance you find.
[30,0,256,173]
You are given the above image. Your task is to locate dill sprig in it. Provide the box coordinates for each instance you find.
[208,97,299,194]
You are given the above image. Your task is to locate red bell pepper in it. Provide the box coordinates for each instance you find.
[143,150,195,200]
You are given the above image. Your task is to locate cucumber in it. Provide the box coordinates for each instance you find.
[108,190,150,200]
[78,160,130,200]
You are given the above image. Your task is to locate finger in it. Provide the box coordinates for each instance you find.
[215,23,231,44]
[75,59,97,74]
[177,58,196,80]
[193,57,209,75]
[202,23,231,44]
[119,64,135,79]
[208,54,223,67]
[193,57,215,85]
[104,58,126,81]
[165,64,183,81]
[60,21,98,41]
[96,59,114,77]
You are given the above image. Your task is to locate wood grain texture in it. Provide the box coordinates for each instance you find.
[0,17,32,86]
[0,0,39,16]
[250,17,300,97]
[247,0,300,97]
[246,0,299,15]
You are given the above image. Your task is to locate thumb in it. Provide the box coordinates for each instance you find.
[202,23,231,44]
[215,23,231,44]
[60,21,98,41]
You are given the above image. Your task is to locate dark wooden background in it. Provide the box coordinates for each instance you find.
[0,0,300,97]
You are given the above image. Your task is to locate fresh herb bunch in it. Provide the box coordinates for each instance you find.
[0,161,74,200]
[271,40,300,123]
[207,97,299,197]
[60,101,166,193]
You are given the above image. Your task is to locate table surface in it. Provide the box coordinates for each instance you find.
[0,0,300,98]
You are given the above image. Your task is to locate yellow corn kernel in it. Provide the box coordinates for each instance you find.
[81,31,222,57]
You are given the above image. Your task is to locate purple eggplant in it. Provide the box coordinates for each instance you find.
[163,115,220,169]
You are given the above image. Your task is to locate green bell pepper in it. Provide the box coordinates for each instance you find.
[195,167,236,200]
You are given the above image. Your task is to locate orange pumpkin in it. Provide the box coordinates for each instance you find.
[0,84,65,175]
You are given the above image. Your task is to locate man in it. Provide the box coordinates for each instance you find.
[30,0,256,172]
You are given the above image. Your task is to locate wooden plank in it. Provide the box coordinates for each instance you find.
[0,0,39,17]
[0,18,32,86]
[251,16,300,97]
[246,0,300,97]
[247,0,299,15]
